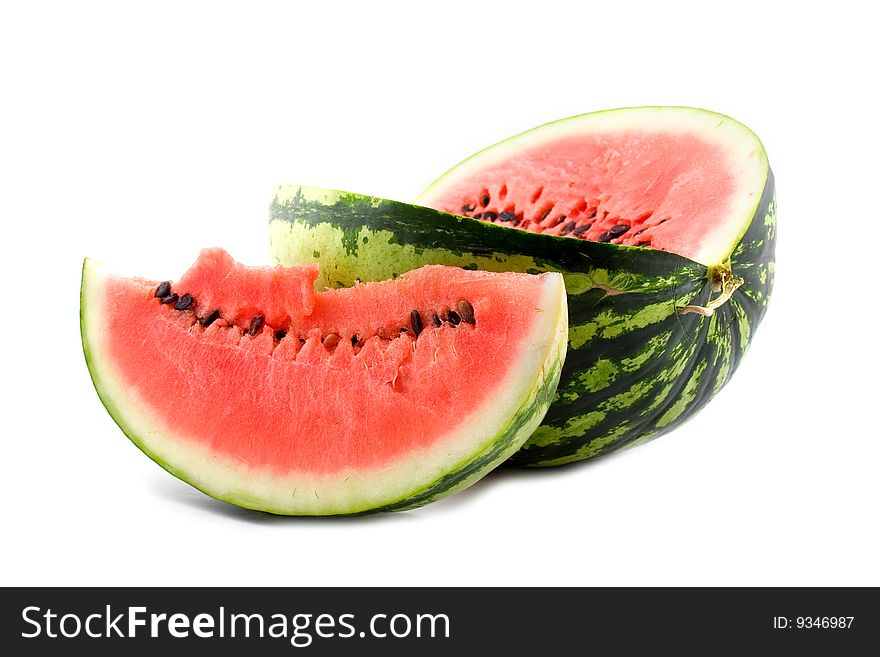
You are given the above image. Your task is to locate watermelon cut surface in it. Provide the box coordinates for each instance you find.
[269,107,775,466]
[81,249,567,514]
[417,106,767,266]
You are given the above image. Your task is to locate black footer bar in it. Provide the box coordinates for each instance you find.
[2,587,876,654]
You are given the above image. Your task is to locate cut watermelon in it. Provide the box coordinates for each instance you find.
[269,107,775,465]
[418,106,768,267]
[80,249,567,514]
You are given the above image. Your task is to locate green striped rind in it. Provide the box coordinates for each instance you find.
[269,172,775,466]
[81,260,567,514]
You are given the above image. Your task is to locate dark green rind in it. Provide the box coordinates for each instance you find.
[269,171,775,466]
[81,259,566,514]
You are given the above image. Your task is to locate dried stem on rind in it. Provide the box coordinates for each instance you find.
[678,263,744,317]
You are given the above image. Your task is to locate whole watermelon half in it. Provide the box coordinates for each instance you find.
[269,107,775,466]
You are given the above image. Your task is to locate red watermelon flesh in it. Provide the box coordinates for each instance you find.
[417,107,768,266]
[81,248,568,515]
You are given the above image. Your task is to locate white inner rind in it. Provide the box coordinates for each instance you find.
[81,260,568,515]
[416,106,769,267]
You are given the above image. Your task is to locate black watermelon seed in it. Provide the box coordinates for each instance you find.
[457,300,475,325]
[609,224,630,237]
[160,293,179,305]
[274,329,287,341]
[199,309,221,327]
[560,221,577,235]
[248,314,265,336]
[155,281,171,299]
[410,310,424,337]
[461,204,474,214]
[400,327,408,333]
[431,313,442,327]
[588,210,598,219]
[598,231,612,242]
[323,333,340,350]
[447,310,461,326]
[473,213,482,219]
[573,224,590,236]
[482,211,498,221]
[499,211,516,222]
[174,293,194,311]
[512,217,521,226]
[480,194,490,207]
[637,240,652,247]
[553,216,566,226]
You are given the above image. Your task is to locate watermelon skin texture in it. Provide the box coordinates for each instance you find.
[268,174,775,466]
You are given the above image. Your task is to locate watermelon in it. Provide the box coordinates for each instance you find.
[268,106,775,466]
[80,249,568,514]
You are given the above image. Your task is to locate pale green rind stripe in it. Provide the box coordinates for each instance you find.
[268,218,549,291]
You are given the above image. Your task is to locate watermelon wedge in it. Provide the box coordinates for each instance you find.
[81,249,567,514]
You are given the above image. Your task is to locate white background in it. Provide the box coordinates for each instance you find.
[2,0,877,586]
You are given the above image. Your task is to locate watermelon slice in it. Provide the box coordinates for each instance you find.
[80,249,567,514]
